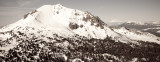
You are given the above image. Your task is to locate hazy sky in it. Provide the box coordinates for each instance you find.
[0,0,160,26]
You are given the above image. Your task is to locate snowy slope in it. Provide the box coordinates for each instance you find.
[113,27,160,43]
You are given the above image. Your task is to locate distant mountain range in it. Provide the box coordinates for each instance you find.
[118,22,160,37]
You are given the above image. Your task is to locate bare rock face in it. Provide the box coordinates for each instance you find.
[69,22,79,29]
[24,10,37,19]
[0,37,2,41]
[24,13,30,19]
[80,25,83,28]
[31,10,37,14]
[82,11,104,29]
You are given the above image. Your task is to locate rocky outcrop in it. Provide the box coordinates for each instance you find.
[24,10,37,19]
[82,11,104,29]
[69,22,79,29]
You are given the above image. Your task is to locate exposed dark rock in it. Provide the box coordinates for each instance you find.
[31,10,37,14]
[80,25,83,28]
[82,11,104,29]
[24,13,30,19]
[82,14,91,22]
[24,10,37,19]
[69,22,79,29]
[74,13,79,16]
[56,11,59,14]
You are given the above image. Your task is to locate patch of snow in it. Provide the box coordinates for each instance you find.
[72,58,84,62]
[157,30,160,33]
[130,58,138,62]
[103,53,121,61]
[0,39,18,51]
[0,33,12,41]
[62,54,68,61]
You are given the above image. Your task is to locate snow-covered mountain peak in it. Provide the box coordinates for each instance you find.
[124,21,149,25]
[21,4,105,29]
[1,4,104,29]
[0,4,110,39]
[38,4,65,10]
[0,4,160,43]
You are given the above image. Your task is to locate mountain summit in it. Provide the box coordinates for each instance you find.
[0,4,120,39]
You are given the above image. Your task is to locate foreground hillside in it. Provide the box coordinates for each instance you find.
[0,31,160,62]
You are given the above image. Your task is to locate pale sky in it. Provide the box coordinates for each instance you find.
[0,0,160,26]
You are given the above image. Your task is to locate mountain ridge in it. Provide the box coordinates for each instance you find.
[118,21,160,37]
